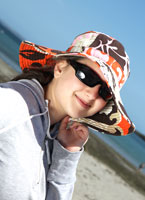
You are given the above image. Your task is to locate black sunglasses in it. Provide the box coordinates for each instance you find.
[68,60,112,101]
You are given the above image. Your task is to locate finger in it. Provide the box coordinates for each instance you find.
[73,125,89,139]
[59,116,70,130]
[70,122,88,132]
[70,125,89,147]
[70,123,88,136]
[75,125,88,132]
[69,122,83,129]
[76,127,89,143]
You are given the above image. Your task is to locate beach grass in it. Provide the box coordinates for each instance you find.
[85,132,145,195]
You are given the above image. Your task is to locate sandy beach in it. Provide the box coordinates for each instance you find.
[73,132,145,200]
[73,150,145,200]
[1,59,145,200]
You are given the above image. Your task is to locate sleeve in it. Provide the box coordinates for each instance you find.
[0,87,31,133]
[46,139,83,200]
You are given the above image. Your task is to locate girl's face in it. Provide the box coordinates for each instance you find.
[48,58,107,120]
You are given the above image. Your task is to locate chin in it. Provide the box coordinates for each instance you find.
[66,105,91,118]
[68,111,88,119]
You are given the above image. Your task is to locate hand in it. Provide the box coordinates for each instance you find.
[57,116,89,152]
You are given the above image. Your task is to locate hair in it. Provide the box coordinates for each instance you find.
[12,65,54,87]
[12,56,82,87]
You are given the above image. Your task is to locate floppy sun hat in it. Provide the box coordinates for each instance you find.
[19,31,135,136]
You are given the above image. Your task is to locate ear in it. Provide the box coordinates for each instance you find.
[54,60,68,78]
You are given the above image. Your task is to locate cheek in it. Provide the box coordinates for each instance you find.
[89,99,107,115]
[97,99,107,111]
[63,72,84,92]
[55,70,82,103]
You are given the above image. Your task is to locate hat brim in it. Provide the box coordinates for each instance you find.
[19,41,135,136]
[70,95,135,136]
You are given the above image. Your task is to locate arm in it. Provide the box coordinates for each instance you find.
[46,139,83,200]
[46,116,89,200]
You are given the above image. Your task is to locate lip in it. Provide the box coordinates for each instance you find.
[75,95,91,109]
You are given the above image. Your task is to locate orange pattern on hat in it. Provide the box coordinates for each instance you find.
[118,116,130,136]
[19,41,68,71]
[112,61,125,88]
[67,46,74,52]
[106,56,125,88]
[82,47,125,88]
[20,42,48,70]
[86,48,92,57]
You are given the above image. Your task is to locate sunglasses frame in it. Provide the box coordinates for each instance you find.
[68,59,112,101]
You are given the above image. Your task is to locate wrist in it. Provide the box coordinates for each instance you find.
[66,146,81,152]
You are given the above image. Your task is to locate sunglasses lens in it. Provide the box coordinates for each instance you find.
[77,70,86,80]
[69,60,112,101]
[76,65,101,87]
[99,84,112,101]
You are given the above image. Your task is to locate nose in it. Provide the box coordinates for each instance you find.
[85,84,101,100]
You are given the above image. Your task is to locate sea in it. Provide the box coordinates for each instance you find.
[0,22,145,174]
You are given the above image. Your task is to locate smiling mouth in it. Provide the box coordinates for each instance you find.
[75,95,91,109]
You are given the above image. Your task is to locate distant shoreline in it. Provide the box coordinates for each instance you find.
[135,131,145,141]
[0,58,18,82]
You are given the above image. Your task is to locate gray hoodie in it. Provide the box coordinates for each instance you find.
[0,79,83,200]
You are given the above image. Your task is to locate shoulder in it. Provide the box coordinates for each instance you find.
[0,80,48,130]
[0,86,28,112]
[0,86,30,130]
[0,79,45,113]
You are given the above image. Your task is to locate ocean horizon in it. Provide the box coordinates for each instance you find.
[91,129,145,174]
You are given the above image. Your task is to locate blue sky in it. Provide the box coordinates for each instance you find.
[0,0,145,135]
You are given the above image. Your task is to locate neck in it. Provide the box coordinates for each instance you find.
[48,100,65,125]
[44,82,65,125]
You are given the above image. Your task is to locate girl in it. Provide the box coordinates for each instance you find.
[0,31,135,200]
